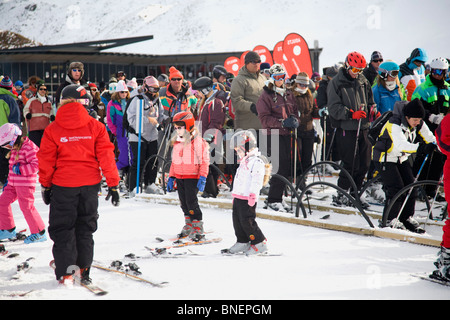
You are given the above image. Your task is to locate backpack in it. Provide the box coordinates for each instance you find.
[368,110,393,145]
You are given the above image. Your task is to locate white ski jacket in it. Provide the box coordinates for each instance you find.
[231,148,266,200]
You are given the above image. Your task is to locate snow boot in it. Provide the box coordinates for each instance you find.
[58,275,74,287]
[0,228,16,240]
[144,183,164,195]
[386,218,406,230]
[265,200,292,213]
[178,217,193,238]
[189,220,204,241]
[80,267,92,285]
[432,246,450,282]
[24,230,47,244]
[402,217,425,234]
[245,240,268,255]
[228,242,251,254]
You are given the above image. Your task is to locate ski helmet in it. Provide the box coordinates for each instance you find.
[193,77,214,95]
[345,51,367,69]
[0,123,22,148]
[61,84,92,107]
[212,65,227,80]
[172,111,195,132]
[430,57,449,71]
[230,130,257,155]
[378,61,400,79]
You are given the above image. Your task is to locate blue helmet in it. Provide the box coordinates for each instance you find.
[378,61,400,79]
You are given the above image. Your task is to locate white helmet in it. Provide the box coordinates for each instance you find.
[430,57,449,70]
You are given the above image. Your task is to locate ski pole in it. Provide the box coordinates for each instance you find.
[136,98,143,194]
[351,105,363,178]
[293,127,298,186]
[424,172,444,232]
[392,153,429,224]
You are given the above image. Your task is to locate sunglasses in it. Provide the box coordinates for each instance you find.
[349,66,364,74]
[379,68,399,79]
[297,83,308,88]
[432,69,446,76]
[250,60,261,64]
[373,59,383,63]
[171,78,182,81]
[72,69,82,73]
[119,91,128,94]
[271,73,286,81]
[39,88,48,91]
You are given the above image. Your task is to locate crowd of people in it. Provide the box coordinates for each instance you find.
[0,47,450,284]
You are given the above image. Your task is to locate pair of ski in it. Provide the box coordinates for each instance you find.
[412,272,450,287]
[0,244,19,259]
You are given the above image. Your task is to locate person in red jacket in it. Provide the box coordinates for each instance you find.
[433,114,450,282]
[166,111,210,240]
[37,84,120,286]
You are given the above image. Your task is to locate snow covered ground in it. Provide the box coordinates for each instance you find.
[0,184,448,302]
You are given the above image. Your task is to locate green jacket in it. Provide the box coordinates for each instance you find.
[0,87,21,126]
[230,66,266,130]
[412,75,450,113]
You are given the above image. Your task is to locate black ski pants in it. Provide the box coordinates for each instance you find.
[176,178,203,221]
[48,184,100,280]
[267,134,293,203]
[335,127,371,191]
[129,140,158,191]
[232,198,265,244]
[375,161,416,222]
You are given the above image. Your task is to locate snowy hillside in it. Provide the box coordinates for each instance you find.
[1,0,449,69]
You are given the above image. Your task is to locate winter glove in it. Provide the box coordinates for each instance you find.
[417,143,437,155]
[318,108,329,117]
[12,163,21,175]
[350,110,367,120]
[428,113,444,125]
[25,113,32,120]
[105,186,120,207]
[41,185,52,205]
[197,176,207,192]
[250,103,258,116]
[248,193,257,207]
[167,177,175,192]
[282,115,299,129]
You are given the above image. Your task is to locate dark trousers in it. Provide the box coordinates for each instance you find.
[297,129,315,173]
[129,140,158,191]
[176,178,203,221]
[48,184,100,280]
[232,198,265,244]
[267,134,293,203]
[376,161,416,222]
[335,128,371,191]
[413,151,446,196]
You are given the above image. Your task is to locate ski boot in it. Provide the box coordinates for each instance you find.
[432,246,450,282]
[402,217,425,234]
[189,220,204,241]
[178,217,192,238]
[0,228,16,240]
[245,240,268,256]
[24,230,47,244]
[226,242,251,254]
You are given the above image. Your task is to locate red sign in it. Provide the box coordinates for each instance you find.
[272,41,294,77]
[253,45,274,66]
[224,56,242,77]
[282,33,313,77]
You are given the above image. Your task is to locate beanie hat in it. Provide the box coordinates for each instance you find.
[115,80,128,92]
[260,62,271,71]
[157,74,169,83]
[371,51,383,61]
[169,66,183,80]
[403,98,425,118]
[14,80,23,87]
[244,51,261,64]
[68,61,85,78]
[295,72,310,85]
[88,82,97,89]
[0,76,13,89]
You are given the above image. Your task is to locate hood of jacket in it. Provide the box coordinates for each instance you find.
[55,101,93,130]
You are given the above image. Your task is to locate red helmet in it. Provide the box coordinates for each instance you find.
[346,51,367,69]
[172,111,195,132]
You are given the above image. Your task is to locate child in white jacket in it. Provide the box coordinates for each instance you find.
[227,130,270,255]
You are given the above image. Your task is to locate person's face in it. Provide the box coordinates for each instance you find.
[218,75,227,83]
[38,86,48,96]
[413,60,425,68]
[431,69,446,81]
[71,68,82,81]
[246,60,261,73]
[174,124,186,136]
[406,116,422,128]
[348,66,363,79]
[170,77,182,92]
[371,59,383,70]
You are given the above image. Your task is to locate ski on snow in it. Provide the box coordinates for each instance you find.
[412,272,450,287]
[49,260,108,296]
[91,261,168,288]
[0,244,19,258]
[11,257,34,280]
[146,237,222,252]
[155,231,214,243]
[220,248,283,257]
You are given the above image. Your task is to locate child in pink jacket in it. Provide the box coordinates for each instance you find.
[167,111,210,240]
[0,123,46,243]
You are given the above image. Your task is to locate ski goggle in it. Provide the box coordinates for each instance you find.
[431,69,446,76]
[348,66,364,74]
[271,73,286,81]
[145,86,160,94]
[379,68,399,79]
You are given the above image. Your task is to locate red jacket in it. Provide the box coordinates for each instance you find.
[37,102,119,188]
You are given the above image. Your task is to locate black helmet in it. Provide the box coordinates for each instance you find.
[61,84,92,107]
[212,65,227,80]
[193,76,214,95]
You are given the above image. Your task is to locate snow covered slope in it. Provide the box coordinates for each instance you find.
[1,0,449,69]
